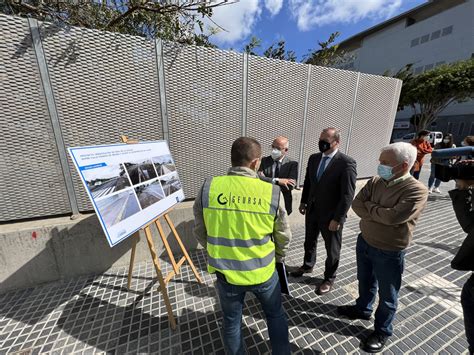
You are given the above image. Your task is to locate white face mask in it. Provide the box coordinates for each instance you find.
[271,148,282,160]
[424,136,430,142]
[443,139,450,144]
[461,141,468,147]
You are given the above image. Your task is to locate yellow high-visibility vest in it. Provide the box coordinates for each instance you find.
[202,175,280,285]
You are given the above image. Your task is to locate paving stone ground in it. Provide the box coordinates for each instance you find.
[0,162,470,354]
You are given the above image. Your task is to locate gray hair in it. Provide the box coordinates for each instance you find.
[381,142,417,169]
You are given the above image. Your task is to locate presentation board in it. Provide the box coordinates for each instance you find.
[68,141,185,247]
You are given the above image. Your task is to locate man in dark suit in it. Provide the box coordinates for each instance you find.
[258,136,298,215]
[291,127,357,295]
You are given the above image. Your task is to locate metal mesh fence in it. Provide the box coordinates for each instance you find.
[0,14,401,221]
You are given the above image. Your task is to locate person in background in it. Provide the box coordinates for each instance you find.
[460,136,474,160]
[410,130,433,180]
[193,137,291,355]
[338,142,428,353]
[258,136,298,215]
[428,133,456,193]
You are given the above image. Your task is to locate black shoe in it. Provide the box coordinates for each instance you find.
[337,305,371,320]
[360,331,389,353]
[289,265,313,277]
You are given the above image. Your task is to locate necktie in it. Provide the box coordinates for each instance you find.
[274,162,280,178]
[316,156,329,181]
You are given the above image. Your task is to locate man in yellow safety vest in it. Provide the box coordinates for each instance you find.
[193,137,292,355]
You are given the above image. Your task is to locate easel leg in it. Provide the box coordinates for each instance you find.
[164,214,203,283]
[127,232,140,290]
[144,226,177,330]
[155,219,179,274]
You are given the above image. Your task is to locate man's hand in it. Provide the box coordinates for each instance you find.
[328,219,341,232]
[456,179,474,190]
[278,178,296,189]
[299,203,307,215]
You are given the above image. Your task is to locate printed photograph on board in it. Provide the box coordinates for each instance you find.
[134,180,166,210]
[82,163,131,199]
[152,154,176,176]
[95,189,141,229]
[123,159,157,185]
[160,172,182,197]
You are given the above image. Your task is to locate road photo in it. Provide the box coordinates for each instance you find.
[134,180,166,209]
[152,154,176,176]
[95,189,141,229]
[123,159,158,185]
[82,164,131,199]
[160,172,182,197]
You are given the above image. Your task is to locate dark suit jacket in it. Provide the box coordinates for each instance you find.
[301,151,357,225]
[259,155,298,214]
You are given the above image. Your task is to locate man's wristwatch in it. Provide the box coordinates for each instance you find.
[272,178,279,185]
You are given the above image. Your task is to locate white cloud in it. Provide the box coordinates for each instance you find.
[264,0,284,16]
[289,0,403,31]
[205,0,262,45]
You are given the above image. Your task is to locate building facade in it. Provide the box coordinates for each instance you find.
[338,0,474,143]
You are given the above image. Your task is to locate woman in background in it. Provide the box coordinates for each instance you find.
[411,130,433,180]
[428,133,455,193]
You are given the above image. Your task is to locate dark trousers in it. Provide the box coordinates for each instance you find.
[461,273,474,353]
[303,209,342,282]
[355,235,405,336]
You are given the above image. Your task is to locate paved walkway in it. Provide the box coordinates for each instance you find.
[0,165,470,354]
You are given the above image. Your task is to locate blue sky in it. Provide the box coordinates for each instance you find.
[206,0,427,60]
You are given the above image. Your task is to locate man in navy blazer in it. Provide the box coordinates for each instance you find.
[291,128,357,295]
[258,136,298,215]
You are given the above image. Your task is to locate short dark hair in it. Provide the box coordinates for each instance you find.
[231,137,261,167]
[417,130,430,138]
[323,127,341,142]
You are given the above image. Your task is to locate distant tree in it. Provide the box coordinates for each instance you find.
[0,0,234,46]
[392,59,474,132]
[303,31,353,67]
[263,40,297,62]
[244,36,262,55]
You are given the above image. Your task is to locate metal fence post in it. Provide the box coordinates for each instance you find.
[297,65,312,185]
[155,39,170,143]
[345,72,361,155]
[28,18,80,216]
[241,52,249,136]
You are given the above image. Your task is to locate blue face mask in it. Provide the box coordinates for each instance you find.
[377,164,395,180]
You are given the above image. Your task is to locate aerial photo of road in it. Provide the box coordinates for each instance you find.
[83,164,131,199]
[95,190,141,228]
[135,180,165,209]
[124,160,158,185]
[152,154,176,176]
[160,173,182,197]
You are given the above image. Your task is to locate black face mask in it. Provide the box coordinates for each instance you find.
[319,140,331,153]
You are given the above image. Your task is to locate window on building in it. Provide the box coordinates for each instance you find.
[442,25,453,36]
[435,61,445,67]
[431,30,441,40]
[447,122,453,133]
[425,64,434,71]
[414,66,423,75]
[406,17,416,27]
[411,38,420,47]
[458,122,465,136]
[470,122,474,135]
[420,34,430,43]
[471,53,474,59]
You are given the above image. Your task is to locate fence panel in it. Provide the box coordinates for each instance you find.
[163,43,243,198]
[348,74,401,178]
[0,15,71,221]
[299,67,358,182]
[246,56,308,162]
[40,24,163,210]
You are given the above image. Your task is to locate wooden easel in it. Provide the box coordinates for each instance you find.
[120,135,203,330]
